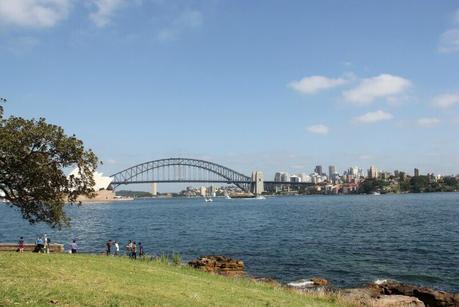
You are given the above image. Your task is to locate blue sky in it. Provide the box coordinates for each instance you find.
[1,0,459,185]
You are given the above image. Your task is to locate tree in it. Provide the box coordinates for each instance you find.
[0,101,99,228]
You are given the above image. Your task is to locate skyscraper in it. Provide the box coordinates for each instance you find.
[315,165,323,175]
[329,165,336,179]
[368,166,378,178]
[414,168,420,177]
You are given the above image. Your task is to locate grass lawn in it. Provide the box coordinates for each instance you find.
[0,253,348,306]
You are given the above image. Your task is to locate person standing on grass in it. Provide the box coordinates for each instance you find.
[131,241,137,260]
[70,240,78,254]
[43,234,50,254]
[126,240,132,257]
[139,242,144,258]
[17,237,25,253]
[106,239,112,256]
[114,241,120,256]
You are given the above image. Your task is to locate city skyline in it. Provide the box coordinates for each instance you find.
[1,1,459,179]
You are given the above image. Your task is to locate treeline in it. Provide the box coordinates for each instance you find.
[359,176,459,194]
[115,190,153,198]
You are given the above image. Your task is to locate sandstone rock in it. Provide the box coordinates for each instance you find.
[311,277,329,286]
[341,289,425,307]
[370,295,425,307]
[188,256,245,277]
[372,281,459,307]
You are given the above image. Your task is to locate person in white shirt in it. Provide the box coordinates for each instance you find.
[114,241,120,256]
[70,240,78,254]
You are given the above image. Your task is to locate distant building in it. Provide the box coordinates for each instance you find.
[208,185,217,197]
[290,175,301,183]
[368,166,378,179]
[280,172,290,182]
[328,165,336,179]
[274,172,289,182]
[200,186,207,197]
[298,173,311,183]
[414,168,420,177]
[315,165,323,176]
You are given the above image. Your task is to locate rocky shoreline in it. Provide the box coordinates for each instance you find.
[188,255,459,307]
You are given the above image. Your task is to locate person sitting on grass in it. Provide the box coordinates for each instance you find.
[34,236,44,253]
[17,237,24,253]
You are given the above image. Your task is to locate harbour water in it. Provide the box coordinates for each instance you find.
[0,193,458,292]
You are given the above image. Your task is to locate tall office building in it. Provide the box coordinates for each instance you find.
[280,172,290,182]
[368,166,378,179]
[414,168,420,177]
[315,165,323,175]
[200,186,207,197]
[328,165,336,179]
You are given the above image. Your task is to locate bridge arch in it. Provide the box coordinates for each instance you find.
[110,158,252,192]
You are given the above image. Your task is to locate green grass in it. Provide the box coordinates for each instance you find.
[0,253,347,306]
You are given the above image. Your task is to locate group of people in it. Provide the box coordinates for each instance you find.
[31,234,51,253]
[105,239,144,259]
[16,235,145,258]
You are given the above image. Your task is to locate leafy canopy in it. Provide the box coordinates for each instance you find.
[0,100,99,228]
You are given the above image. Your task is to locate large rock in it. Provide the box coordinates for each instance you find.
[341,288,425,307]
[373,281,459,307]
[188,256,245,277]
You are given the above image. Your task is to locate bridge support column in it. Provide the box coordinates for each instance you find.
[251,171,264,195]
[151,183,157,196]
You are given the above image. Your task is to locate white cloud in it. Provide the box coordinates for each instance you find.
[431,92,459,108]
[157,9,203,41]
[306,124,329,135]
[89,0,126,28]
[289,76,348,95]
[343,74,411,105]
[417,117,440,128]
[0,0,71,28]
[439,29,459,53]
[352,110,394,124]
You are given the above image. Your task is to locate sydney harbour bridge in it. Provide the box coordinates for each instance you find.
[110,158,312,194]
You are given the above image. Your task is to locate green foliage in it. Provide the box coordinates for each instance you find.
[0,103,98,228]
[172,252,182,266]
[359,178,389,194]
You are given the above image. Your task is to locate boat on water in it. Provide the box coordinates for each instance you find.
[204,197,213,202]
[255,195,266,200]
[224,194,232,200]
[372,191,381,195]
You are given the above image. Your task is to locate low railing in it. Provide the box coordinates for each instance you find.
[0,243,65,253]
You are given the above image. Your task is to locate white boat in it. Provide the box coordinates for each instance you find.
[255,195,266,200]
[372,192,381,195]
[224,194,232,200]
[204,197,213,202]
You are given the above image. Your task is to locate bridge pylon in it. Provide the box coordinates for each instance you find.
[251,171,264,195]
